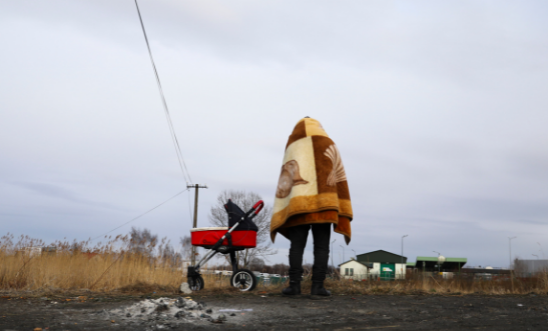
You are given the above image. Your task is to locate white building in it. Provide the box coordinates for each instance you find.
[354,250,408,280]
[339,258,370,280]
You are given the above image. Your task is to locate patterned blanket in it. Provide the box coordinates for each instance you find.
[270,117,353,244]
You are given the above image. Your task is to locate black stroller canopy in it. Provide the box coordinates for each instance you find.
[224,200,259,232]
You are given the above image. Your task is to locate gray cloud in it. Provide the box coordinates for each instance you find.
[1,0,547,268]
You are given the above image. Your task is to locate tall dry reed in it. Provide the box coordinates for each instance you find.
[324,272,548,295]
[2,233,547,295]
[0,233,186,293]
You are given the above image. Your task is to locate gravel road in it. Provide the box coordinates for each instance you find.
[1,293,547,330]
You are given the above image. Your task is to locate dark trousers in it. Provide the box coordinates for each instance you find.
[288,223,331,283]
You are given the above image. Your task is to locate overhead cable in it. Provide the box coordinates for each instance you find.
[134,0,192,184]
[90,188,189,242]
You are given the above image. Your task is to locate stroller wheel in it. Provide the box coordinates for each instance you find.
[188,275,204,291]
[231,269,257,291]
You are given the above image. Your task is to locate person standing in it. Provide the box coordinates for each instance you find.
[270,117,353,296]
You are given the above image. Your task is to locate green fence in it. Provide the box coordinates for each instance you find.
[257,276,285,286]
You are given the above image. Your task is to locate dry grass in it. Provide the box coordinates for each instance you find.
[1,234,547,296]
[0,233,184,294]
[0,251,183,293]
[324,273,548,296]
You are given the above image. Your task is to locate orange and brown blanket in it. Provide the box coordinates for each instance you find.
[270,117,353,244]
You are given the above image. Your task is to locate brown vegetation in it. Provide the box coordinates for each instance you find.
[1,233,547,296]
[323,272,548,295]
[0,233,182,293]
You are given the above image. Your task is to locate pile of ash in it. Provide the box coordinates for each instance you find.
[104,297,238,327]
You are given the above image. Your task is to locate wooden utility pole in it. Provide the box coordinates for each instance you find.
[188,184,207,265]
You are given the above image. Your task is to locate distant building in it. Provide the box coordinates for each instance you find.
[42,246,57,255]
[459,267,510,280]
[410,256,467,272]
[339,258,371,280]
[16,246,57,258]
[20,246,42,257]
[356,250,408,280]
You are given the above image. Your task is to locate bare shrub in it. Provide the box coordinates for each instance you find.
[208,190,276,268]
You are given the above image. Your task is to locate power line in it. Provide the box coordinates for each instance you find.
[133,0,192,184]
[90,189,189,242]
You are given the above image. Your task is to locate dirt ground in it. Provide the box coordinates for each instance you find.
[1,292,547,330]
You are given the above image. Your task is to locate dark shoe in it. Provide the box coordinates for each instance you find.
[282,281,301,295]
[311,282,331,296]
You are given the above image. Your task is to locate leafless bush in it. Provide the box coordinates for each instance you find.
[208,190,277,268]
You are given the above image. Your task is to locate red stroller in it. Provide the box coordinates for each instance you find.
[187,199,264,291]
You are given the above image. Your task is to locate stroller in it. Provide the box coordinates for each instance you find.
[187,199,264,291]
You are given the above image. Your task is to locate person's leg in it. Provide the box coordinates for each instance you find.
[311,223,332,296]
[287,224,310,281]
[283,224,310,295]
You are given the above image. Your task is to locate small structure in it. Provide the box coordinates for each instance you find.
[460,266,510,279]
[42,246,57,255]
[17,246,42,258]
[339,258,371,280]
[356,250,407,280]
[412,256,467,272]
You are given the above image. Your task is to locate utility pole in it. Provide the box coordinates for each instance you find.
[188,184,207,265]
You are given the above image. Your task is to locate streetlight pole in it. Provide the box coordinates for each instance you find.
[340,245,345,263]
[401,235,408,280]
[508,236,517,269]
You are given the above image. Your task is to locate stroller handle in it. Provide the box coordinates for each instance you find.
[252,200,264,215]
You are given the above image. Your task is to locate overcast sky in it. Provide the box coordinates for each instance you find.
[1,0,547,268]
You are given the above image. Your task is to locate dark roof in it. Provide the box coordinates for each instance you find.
[356,250,407,264]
